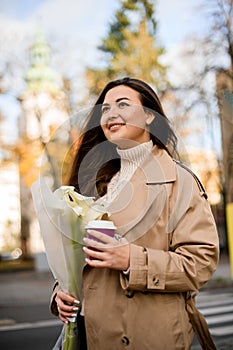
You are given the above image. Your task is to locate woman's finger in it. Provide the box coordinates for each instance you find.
[84,231,128,250]
[83,246,105,260]
[83,243,130,271]
[55,290,80,323]
[57,290,80,305]
[86,229,114,244]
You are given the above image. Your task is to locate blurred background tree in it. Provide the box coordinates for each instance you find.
[85,0,168,97]
[168,0,232,150]
[174,0,233,251]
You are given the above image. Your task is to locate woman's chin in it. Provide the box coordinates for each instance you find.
[109,138,141,149]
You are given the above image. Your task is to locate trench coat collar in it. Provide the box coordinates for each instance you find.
[107,146,177,238]
[139,145,176,184]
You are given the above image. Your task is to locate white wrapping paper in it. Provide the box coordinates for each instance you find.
[31,177,107,301]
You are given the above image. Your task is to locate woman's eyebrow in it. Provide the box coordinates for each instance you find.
[116,97,130,102]
[102,97,131,106]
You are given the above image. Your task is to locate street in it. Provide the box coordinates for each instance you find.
[0,270,63,349]
[0,303,62,349]
[192,287,233,349]
[0,325,62,350]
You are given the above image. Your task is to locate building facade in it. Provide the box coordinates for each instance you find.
[0,33,70,256]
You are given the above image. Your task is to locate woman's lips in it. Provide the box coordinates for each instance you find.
[108,122,125,131]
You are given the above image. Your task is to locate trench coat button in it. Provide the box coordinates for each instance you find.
[152,276,160,286]
[125,290,134,298]
[121,336,130,346]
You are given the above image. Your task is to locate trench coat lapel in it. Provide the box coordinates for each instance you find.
[108,147,177,241]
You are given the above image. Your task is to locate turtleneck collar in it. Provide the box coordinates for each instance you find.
[117,140,153,170]
[101,140,153,204]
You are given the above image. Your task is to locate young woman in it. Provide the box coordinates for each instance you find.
[51,77,219,349]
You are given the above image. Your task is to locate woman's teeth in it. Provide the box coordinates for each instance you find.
[109,123,125,130]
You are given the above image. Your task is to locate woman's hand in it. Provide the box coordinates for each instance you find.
[83,229,130,271]
[55,290,80,324]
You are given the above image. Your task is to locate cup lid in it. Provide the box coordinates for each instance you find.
[85,220,116,230]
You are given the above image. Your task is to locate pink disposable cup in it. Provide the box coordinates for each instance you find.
[85,220,116,259]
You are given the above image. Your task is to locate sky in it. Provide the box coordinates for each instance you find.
[0,0,212,71]
[0,0,218,148]
[0,0,209,51]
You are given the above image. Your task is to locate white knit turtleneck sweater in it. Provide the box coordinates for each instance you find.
[102,140,153,204]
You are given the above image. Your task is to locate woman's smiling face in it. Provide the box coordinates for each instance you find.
[100,85,154,148]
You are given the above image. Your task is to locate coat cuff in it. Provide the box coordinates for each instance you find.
[120,244,148,290]
[50,280,60,316]
[147,248,166,290]
[120,245,167,291]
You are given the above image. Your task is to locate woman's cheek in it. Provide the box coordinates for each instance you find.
[101,126,111,141]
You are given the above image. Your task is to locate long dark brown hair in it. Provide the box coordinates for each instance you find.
[67,77,177,197]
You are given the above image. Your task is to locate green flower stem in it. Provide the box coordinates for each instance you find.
[63,321,77,350]
[62,216,85,350]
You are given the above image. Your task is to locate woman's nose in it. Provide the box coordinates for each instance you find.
[108,104,117,114]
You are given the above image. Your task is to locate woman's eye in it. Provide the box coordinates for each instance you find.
[102,106,110,114]
[119,101,129,108]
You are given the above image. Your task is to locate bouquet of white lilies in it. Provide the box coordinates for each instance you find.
[31,177,108,350]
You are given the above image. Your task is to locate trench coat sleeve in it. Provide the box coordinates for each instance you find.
[50,280,60,316]
[120,178,219,293]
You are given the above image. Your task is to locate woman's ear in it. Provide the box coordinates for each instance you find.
[145,111,155,125]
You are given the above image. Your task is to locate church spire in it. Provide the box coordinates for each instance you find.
[25,32,61,93]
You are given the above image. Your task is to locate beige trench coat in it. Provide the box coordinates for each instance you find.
[51,146,219,350]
